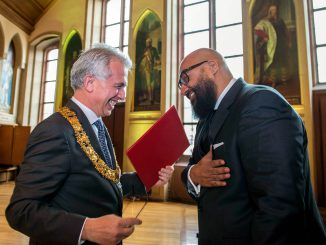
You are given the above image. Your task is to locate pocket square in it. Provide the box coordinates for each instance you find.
[213,142,224,150]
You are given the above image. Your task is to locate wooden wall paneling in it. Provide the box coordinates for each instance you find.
[313,92,323,205]
[103,102,125,169]
[0,125,30,165]
[0,125,14,164]
[169,163,195,204]
[105,109,115,135]
[11,126,31,165]
[113,103,125,168]
[319,95,326,205]
[313,90,326,213]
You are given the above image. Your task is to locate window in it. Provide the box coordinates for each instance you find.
[104,0,130,54]
[40,46,58,121]
[311,0,326,84]
[0,41,15,113]
[180,0,243,154]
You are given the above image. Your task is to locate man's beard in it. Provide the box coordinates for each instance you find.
[191,78,217,120]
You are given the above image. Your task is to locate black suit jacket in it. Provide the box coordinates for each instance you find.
[6,100,146,245]
[182,79,326,244]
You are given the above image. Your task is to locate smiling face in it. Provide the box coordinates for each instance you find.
[190,74,217,119]
[178,48,234,119]
[179,58,217,119]
[90,59,128,117]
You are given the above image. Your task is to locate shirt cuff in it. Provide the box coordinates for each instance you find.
[78,218,87,244]
[187,165,201,195]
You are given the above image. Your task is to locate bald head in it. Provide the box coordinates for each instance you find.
[180,48,225,70]
[179,48,233,95]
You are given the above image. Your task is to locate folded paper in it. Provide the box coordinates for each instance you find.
[127,106,190,191]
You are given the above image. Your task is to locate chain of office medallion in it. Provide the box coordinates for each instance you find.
[59,107,120,183]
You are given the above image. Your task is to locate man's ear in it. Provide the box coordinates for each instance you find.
[208,60,219,75]
[84,75,95,92]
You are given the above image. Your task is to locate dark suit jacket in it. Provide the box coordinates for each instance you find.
[6,100,146,245]
[182,79,326,245]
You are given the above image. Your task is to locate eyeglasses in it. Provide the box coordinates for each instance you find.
[178,60,208,89]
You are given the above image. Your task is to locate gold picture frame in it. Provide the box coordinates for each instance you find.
[252,0,301,105]
[133,11,162,112]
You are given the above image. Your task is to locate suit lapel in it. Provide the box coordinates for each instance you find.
[66,100,105,160]
[66,100,122,200]
[200,79,246,198]
[208,78,246,143]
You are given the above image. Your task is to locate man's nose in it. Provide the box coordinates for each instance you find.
[179,85,188,96]
[117,87,126,100]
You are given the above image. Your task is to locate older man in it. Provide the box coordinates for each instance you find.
[6,44,173,245]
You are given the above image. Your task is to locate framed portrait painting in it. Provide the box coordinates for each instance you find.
[134,11,162,111]
[62,32,82,106]
[252,0,301,104]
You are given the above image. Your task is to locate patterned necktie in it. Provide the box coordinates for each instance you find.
[93,120,115,169]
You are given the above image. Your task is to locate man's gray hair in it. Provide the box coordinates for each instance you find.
[70,43,132,90]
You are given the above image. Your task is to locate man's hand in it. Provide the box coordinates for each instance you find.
[81,214,142,245]
[190,146,230,187]
[154,165,174,187]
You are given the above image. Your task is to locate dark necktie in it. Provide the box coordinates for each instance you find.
[93,120,115,169]
[197,111,215,158]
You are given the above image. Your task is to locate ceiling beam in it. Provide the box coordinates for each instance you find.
[0,1,34,34]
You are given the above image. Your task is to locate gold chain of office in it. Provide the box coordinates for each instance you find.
[59,106,120,183]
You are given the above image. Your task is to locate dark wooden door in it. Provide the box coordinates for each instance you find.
[103,102,125,170]
[313,90,326,221]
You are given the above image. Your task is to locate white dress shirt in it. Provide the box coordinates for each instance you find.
[187,78,237,195]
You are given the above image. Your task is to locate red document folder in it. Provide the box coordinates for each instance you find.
[126,106,190,191]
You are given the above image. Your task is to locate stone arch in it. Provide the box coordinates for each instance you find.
[11,33,23,67]
[61,30,82,106]
[23,33,61,126]
[0,22,4,58]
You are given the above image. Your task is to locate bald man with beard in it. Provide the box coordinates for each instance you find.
[179,48,326,244]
